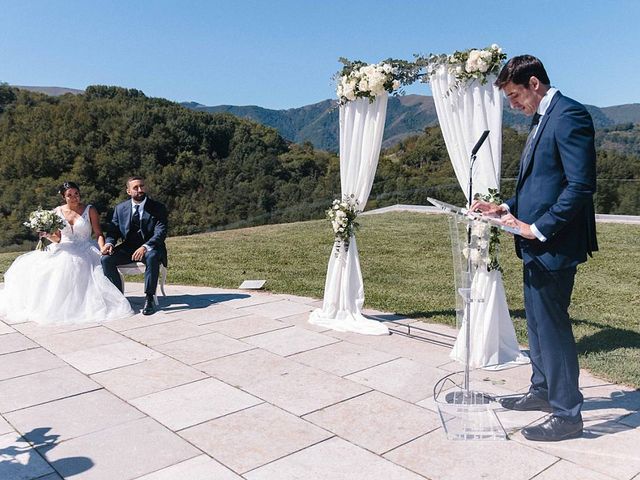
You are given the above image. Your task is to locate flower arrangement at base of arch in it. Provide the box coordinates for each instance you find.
[326,194,360,257]
[473,188,504,273]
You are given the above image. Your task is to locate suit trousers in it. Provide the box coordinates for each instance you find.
[523,260,583,421]
[101,246,162,296]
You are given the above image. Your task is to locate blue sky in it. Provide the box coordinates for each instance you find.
[1,0,638,109]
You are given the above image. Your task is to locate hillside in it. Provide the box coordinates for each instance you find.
[0,84,340,248]
[184,94,640,153]
[13,87,640,153]
[0,84,637,250]
[601,103,640,124]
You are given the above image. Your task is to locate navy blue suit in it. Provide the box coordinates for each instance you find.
[101,198,168,296]
[506,92,597,421]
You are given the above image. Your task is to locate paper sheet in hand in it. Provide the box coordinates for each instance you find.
[427,197,520,235]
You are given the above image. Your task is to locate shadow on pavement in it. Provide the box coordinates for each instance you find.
[0,427,94,478]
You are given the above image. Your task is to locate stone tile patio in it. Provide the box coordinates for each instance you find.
[0,283,638,480]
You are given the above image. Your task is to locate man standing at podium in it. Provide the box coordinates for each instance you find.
[471,55,598,441]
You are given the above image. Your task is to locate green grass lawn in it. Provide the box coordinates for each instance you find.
[1,212,638,388]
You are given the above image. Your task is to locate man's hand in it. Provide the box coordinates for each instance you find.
[469,199,507,217]
[101,244,113,256]
[500,213,536,239]
[131,246,147,262]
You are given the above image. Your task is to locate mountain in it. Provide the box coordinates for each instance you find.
[10,86,640,153]
[11,85,84,96]
[184,95,640,152]
[600,104,640,125]
[186,95,441,152]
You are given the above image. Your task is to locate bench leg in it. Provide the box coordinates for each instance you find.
[160,266,167,296]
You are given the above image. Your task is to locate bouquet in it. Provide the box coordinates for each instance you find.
[23,207,66,251]
[326,194,360,256]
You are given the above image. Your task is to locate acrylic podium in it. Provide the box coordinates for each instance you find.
[428,197,517,441]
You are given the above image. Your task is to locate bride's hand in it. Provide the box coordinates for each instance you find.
[39,231,60,243]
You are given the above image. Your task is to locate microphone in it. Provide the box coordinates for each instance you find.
[471,130,490,156]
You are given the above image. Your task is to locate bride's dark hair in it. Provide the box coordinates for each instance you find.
[58,181,80,197]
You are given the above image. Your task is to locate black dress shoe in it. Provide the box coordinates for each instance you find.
[500,392,552,412]
[522,415,583,442]
[142,296,156,316]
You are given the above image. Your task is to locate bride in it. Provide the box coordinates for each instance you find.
[0,181,133,324]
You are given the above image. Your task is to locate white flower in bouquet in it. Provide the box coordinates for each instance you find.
[23,207,67,251]
[471,222,489,238]
[469,248,482,265]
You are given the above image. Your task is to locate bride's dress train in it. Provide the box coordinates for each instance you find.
[0,205,133,325]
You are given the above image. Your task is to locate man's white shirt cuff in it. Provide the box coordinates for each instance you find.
[530,223,547,242]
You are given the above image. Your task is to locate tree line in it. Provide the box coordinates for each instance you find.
[0,84,637,249]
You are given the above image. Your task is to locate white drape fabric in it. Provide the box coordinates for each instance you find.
[309,95,389,335]
[430,66,502,201]
[430,67,528,368]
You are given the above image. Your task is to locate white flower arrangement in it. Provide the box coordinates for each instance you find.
[419,44,507,94]
[326,194,360,256]
[473,188,504,272]
[24,207,66,251]
[336,60,402,105]
[462,221,491,269]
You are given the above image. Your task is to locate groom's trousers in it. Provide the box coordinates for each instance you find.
[523,261,583,422]
[101,246,162,296]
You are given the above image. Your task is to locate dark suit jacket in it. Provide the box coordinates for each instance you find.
[506,92,598,271]
[105,198,168,266]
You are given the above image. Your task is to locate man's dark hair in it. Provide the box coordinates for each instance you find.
[495,55,550,89]
[58,181,80,197]
[126,175,144,187]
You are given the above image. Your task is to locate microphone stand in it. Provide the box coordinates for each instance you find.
[461,130,489,400]
[463,151,478,394]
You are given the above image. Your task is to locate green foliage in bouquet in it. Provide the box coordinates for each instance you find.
[473,188,503,272]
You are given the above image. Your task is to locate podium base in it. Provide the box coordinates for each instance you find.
[444,390,494,405]
[434,374,507,441]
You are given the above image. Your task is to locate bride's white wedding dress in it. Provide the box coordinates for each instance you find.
[0,205,133,325]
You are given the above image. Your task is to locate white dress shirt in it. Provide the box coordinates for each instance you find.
[503,87,559,242]
[529,87,558,242]
[132,198,153,251]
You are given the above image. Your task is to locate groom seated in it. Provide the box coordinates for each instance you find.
[101,176,168,315]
